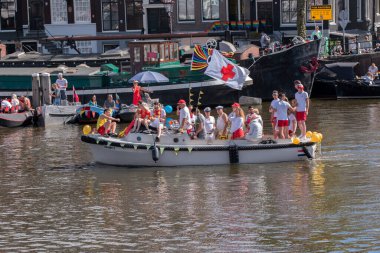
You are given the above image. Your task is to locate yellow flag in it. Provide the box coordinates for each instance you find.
[198,102,202,106]
[188,147,193,153]
[174,147,180,156]
[199,91,204,95]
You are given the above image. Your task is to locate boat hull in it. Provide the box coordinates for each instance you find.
[335,82,380,99]
[82,135,317,167]
[37,105,81,127]
[0,111,33,127]
[244,40,321,100]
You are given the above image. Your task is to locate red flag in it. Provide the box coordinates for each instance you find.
[73,86,79,103]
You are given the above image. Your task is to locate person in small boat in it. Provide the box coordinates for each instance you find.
[269,90,280,139]
[272,92,294,139]
[88,95,98,106]
[203,107,216,143]
[149,102,166,141]
[193,108,205,139]
[19,96,32,111]
[1,98,12,113]
[132,80,151,106]
[230,103,245,140]
[294,80,309,139]
[56,73,68,105]
[96,108,120,137]
[11,94,20,113]
[115,98,122,113]
[368,63,378,79]
[245,108,263,141]
[103,94,116,113]
[177,99,191,134]
[130,101,151,133]
[363,72,374,85]
[215,105,228,139]
[288,99,297,137]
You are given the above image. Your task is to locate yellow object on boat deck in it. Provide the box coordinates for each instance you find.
[83,125,92,135]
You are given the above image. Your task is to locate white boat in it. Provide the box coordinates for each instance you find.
[37,104,81,127]
[81,132,318,167]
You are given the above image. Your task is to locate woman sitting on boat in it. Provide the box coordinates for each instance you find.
[88,95,98,106]
[363,72,374,85]
[149,102,166,141]
[96,108,120,137]
[19,96,32,111]
[245,109,263,141]
[1,98,12,113]
[130,101,151,133]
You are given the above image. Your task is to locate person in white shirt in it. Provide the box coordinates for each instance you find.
[269,90,280,139]
[1,99,12,112]
[55,73,68,104]
[363,72,374,85]
[245,109,263,141]
[294,80,310,139]
[203,107,216,143]
[311,26,322,40]
[230,103,245,140]
[177,99,191,133]
[11,94,20,112]
[273,92,294,139]
[368,63,378,79]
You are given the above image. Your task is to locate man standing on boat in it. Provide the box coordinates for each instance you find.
[294,80,309,140]
[177,99,191,134]
[55,73,68,105]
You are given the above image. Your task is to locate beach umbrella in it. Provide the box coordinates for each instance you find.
[128,71,169,83]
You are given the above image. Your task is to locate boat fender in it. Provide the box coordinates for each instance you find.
[229,145,239,164]
[302,146,313,159]
[150,145,160,163]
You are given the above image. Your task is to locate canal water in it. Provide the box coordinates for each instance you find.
[0,99,380,252]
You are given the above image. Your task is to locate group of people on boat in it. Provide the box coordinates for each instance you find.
[92,80,310,142]
[360,62,379,85]
[0,94,32,113]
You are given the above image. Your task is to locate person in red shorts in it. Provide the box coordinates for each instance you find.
[294,80,310,139]
[272,92,295,139]
[229,103,245,140]
[269,90,280,139]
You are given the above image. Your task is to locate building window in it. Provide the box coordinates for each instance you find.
[202,0,219,20]
[76,41,92,54]
[0,0,16,30]
[51,0,68,24]
[178,0,195,21]
[103,44,119,53]
[74,0,91,23]
[126,0,143,30]
[281,0,297,23]
[102,0,119,31]
[356,0,361,20]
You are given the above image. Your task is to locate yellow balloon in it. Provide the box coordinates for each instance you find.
[306,131,312,138]
[83,125,92,135]
[292,137,300,145]
[319,133,323,141]
[311,133,320,142]
[317,133,323,142]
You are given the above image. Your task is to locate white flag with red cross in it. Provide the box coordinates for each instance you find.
[204,50,248,90]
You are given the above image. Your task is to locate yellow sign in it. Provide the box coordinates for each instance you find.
[310,5,332,20]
